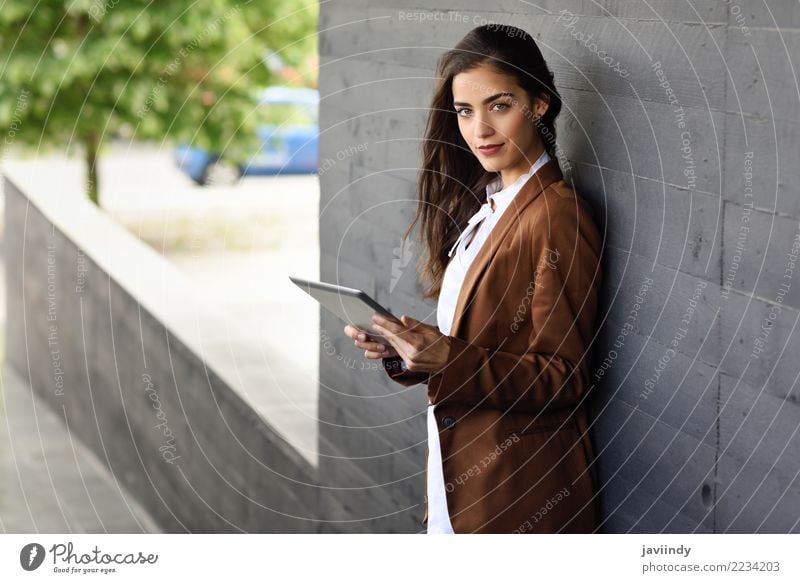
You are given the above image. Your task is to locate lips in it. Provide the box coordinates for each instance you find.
[478,143,504,155]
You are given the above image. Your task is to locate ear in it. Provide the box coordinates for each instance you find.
[533,92,550,117]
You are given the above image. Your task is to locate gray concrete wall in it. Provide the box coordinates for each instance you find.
[3,177,327,532]
[317,1,800,532]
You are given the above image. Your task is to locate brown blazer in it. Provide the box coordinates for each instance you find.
[383,159,604,533]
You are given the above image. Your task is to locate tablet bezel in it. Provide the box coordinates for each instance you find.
[288,276,402,337]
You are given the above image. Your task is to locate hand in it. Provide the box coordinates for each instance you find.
[343,324,399,359]
[370,314,451,375]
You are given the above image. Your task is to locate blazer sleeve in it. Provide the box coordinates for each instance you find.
[382,354,430,386]
[426,196,602,414]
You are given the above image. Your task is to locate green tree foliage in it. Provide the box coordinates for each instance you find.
[0,0,318,204]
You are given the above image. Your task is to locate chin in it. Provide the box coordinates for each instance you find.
[477,158,503,171]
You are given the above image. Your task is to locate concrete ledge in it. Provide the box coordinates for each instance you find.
[3,174,323,532]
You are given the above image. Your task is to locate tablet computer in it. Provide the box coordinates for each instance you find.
[289,276,401,340]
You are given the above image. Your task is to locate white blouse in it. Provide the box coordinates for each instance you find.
[426,149,551,534]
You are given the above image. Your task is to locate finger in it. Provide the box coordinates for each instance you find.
[373,324,416,361]
[355,338,388,352]
[364,348,396,359]
[372,319,415,345]
[400,314,423,331]
[371,314,407,334]
[346,325,372,341]
[372,323,414,362]
[370,322,396,346]
[376,314,431,344]
[345,324,365,339]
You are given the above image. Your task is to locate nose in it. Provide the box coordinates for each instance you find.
[474,116,495,140]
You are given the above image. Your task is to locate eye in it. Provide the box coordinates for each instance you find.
[455,102,510,118]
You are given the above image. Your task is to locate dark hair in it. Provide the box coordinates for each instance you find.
[404,24,563,300]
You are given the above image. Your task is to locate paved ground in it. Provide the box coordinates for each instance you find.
[0,364,160,533]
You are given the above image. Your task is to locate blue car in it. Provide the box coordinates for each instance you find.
[174,86,319,185]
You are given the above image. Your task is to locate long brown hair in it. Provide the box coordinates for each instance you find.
[402,24,562,300]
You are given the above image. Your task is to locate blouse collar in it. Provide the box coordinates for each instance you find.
[446,149,552,259]
[485,148,551,205]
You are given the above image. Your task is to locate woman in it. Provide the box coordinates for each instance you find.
[344,24,604,534]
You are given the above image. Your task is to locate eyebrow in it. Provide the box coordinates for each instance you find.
[453,92,514,107]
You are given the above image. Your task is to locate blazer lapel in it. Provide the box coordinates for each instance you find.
[448,159,564,338]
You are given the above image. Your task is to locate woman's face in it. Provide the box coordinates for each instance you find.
[452,64,549,186]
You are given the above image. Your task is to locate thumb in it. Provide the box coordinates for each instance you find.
[401,314,421,328]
